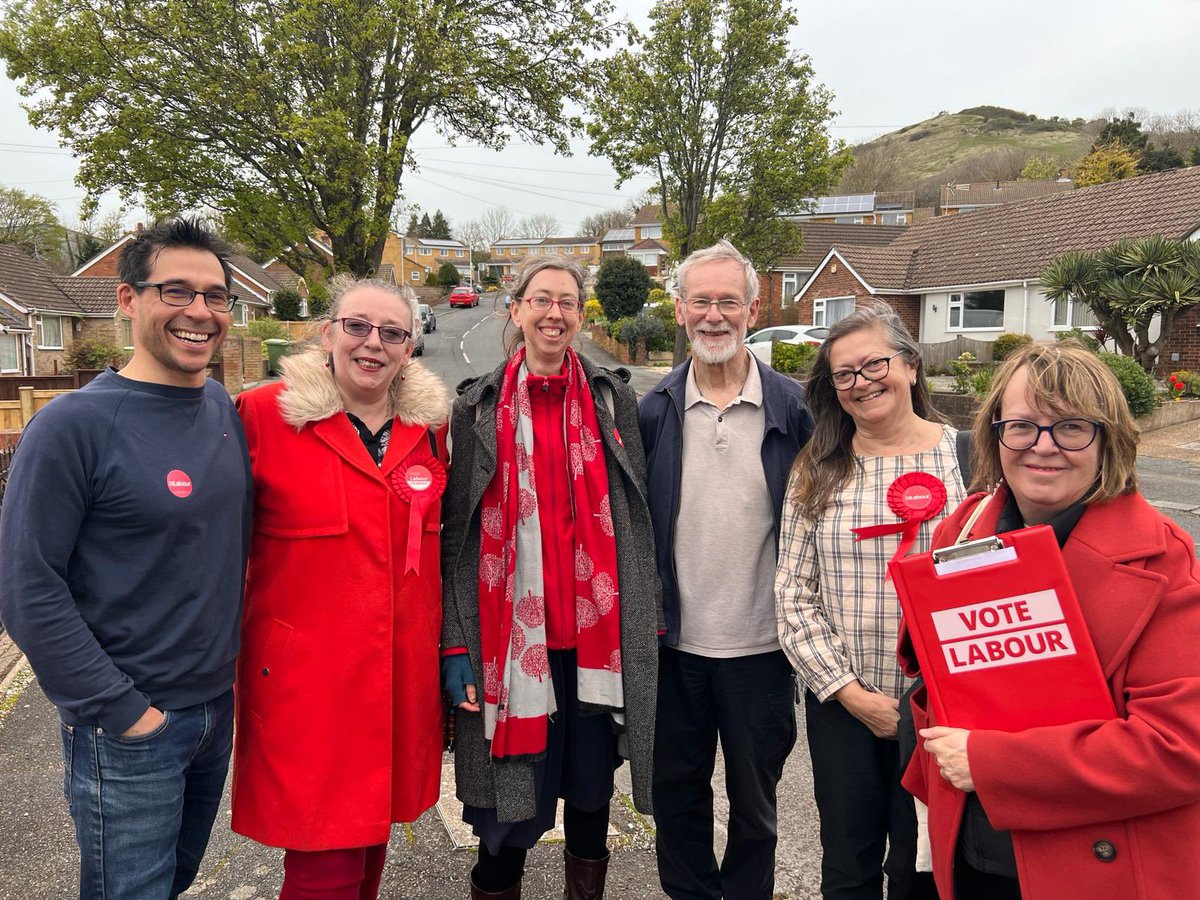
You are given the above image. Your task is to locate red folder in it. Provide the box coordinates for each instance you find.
[890,525,1115,732]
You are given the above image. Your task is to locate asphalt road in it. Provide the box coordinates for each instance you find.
[1,308,1194,898]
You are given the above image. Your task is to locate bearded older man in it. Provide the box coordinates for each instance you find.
[638,240,815,900]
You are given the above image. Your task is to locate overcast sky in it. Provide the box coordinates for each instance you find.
[1,0,1197,239]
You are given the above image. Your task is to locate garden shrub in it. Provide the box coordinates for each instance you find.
[991,332,1033,362]
[65,339,128,372]
[1168,370,1200,399]
[1099,352,1158,417]
[970,365,996,397]
[773,341,818,375]
[584,299,604,323]
[945,352,978,395]
[595,256,653,322]
[248,317,287,342]
[273,289,303,321]
[646,287,671,306]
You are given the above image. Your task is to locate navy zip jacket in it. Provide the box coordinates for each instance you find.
[637,356,814,646]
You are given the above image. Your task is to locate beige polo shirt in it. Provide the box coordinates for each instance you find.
[673,358,780,658]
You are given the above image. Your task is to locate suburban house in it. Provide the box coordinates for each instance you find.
[789,191,921,226]
[0,244,87,376]
[790,166,1200,371]
[758,223,908,328]
[485,236,602,280]
[939,178,1074,214]
[600,228,635,257]
[596,204,674,277]
[394,235,470,284]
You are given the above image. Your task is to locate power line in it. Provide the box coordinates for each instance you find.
[420,163,637,200]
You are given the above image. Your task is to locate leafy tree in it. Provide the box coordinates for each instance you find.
[1041,236,1200,372]
[273,289,304,320]
[0,186,60,258]
[1141,144,1185,173]
[436,261,462,286]
[578,204,636,238]
[68,209,128,269]
[1094,115,1149,153]
[516,213,560,239]
[428,210,452,240]
[307,283,331,319]
[587,0,847,360]
[1191,146,1200,167]
[0,0,615,276]
[595,256,652,321]
[1019,156,1058,181]
[1073,141,1140,187]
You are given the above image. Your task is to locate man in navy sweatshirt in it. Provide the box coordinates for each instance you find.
[0,217,252,899]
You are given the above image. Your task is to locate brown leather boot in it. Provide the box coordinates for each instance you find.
[563,849,609,900]
[470,868,522,900]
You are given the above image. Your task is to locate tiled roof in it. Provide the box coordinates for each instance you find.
[632,204,663,226]
[839,167,1200,291]
[630,238,668,253]
[876,191,917,210]
[940,179,1074,209]
[0,301,28,330]
[52,276,120,314]
[0,244,85,314]
[377,263,396,284]
[771,223,908,271]
[541,236,597,245]
[229,253,286,292]
[232,276,270,305]
[266,268,305,293]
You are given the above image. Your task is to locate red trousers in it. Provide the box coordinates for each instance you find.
[279,844,388,900]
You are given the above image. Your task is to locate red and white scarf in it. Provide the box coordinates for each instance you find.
[477,348,624,760]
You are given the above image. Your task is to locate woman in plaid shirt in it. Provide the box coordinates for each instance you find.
[775,301,965,900]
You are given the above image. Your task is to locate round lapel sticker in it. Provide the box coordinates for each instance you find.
[405,465,433,492]
[166,469,193,498]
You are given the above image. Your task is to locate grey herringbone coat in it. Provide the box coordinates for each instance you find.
[441,356,662,823]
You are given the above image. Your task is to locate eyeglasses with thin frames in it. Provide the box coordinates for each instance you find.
[684,297,747,315]
[829,353,902,391]
[991,418,1102,452]
[332,317,412,344]
[135,281,238,313]
[524,296,582,314]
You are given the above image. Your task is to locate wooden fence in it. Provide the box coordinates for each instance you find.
[0,386,72,433]
[919,336,995,370]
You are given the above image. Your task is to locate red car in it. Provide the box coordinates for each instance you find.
[449,285,479,308]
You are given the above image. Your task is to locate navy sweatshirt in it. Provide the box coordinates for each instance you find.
[0,370,252,734]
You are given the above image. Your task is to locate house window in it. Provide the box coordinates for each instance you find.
[813,296,855,327]
[1052,297,1098,329]
[0,334,21,372]
[641,224,662,239]
[456,249,464,257]
[119,316,133,349]
[411,270,420,281]
[565,246,573,254]
[882,212,909,225]
[948,290,1005,330]
[420,247,432,256]
[231,303,247,327]
[781,273,801,307]
[38,315,64,349]
[834,216,866,225]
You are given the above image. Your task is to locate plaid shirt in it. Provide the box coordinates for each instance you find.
[775,425,965,701]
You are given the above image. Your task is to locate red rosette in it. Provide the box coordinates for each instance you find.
[389,452,447,574]
[852,471,950,575]
[886,471,947,524]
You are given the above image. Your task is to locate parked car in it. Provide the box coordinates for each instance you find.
[418,303,436,333]
[412,327,425,357]
[449,285,479,308]
[745,324,829,365]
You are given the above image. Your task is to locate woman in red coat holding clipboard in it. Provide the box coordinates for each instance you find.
[231,276,450,898]
[901,340,1200,899]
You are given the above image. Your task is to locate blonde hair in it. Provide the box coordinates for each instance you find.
[326,274,420,339]
[971,340,1139,501]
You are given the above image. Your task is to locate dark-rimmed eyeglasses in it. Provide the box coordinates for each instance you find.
[829,353,902,391]
[333,317,412,344]
[991,418,1102,452]
[135,281,237,313]
[525,296,582,314]
[684,297,747,315]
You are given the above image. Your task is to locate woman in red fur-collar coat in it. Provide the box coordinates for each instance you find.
[231,276,450,899]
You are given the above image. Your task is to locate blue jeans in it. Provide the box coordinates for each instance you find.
[60,689,234,900]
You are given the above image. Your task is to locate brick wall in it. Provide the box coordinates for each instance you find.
[1159,303,1200,374]
[77,244,123,277]
[757,273,802,328]
[795,261,870,323]
[769,258,923,338]
[219,335,264,393]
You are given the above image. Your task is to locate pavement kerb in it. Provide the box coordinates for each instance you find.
[0,633,27,694]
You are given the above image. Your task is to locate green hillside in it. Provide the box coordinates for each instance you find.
[841,106,1100,204]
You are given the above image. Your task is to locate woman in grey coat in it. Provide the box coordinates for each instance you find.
[441,256,661,899]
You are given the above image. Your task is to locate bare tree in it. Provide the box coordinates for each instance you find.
[578,205,635,238]
[456,219,489,254]
[516,213,560,238]
[478,207,517,248]
[837,140,906,193]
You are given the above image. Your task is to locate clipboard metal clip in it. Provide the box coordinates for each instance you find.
[933,536,1007,565]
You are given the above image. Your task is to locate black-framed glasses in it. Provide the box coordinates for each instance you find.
[135,281,237,313]
[829,353,902,391]
[684,297,747,315]
[525,296,582,314]
[992,418,1102,452]
[332,317,411,344]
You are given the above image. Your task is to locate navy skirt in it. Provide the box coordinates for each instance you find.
[463,649,620,853]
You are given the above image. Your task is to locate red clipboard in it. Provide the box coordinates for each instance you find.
[890,524,1115,732]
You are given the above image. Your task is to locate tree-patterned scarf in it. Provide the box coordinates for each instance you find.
[477,347,624,760]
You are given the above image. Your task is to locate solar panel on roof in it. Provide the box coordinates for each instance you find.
[811,193,874,216]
